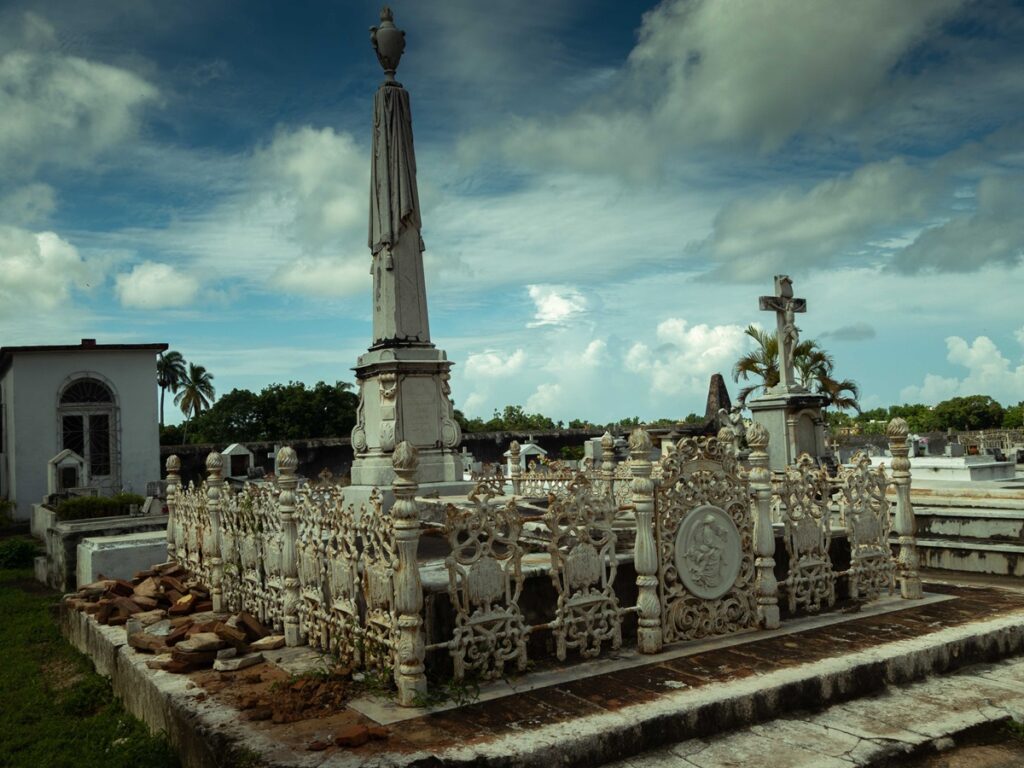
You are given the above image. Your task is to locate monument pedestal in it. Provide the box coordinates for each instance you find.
[748,387,830,472]
[349,346,471,500]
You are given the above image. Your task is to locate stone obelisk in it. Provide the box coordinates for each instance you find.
[348,7,464,493]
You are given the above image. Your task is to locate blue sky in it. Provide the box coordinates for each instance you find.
[1,0,1023,425]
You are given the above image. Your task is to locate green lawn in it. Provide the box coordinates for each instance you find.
[0,566,180,768]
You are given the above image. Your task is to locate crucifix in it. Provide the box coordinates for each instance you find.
[758,275,806,391]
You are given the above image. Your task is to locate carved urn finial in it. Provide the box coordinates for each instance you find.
[370,6,405,82]
[746,421,769,450]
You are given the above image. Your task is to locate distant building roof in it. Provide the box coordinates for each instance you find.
[0,339,168,375]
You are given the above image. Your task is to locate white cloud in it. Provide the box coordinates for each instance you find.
[626,318,748,396]
[0,14,158,175]
[526,382,562,414]
[465,0,964,177]
[115,261,199,309]
[256,126,367,252]
[900,334,1024,405]
[465,349,527,379]
[705,159,943,280]
[527,284,587,327]
[272,257,368,298]
[0,225,91,314]
[890,175,1024,273]
[580,339,607,368]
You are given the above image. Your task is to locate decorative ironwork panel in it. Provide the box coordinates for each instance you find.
[174,482,209,583]
[777,454,836,613]
[219,485,244,612]
[838,452,896,601]
[518,460,576,497]
[444,483,528,680]
[544,476,622,660]
[359,490,399,673]
[294,486,335,653]
[654,435,757,644]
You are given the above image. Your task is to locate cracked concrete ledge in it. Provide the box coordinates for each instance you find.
[608,657,1024,767]
[62,603,1024,768]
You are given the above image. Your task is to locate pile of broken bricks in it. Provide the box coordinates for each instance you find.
[64,562,284,674]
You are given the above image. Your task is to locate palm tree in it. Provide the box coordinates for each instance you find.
[174,363,216,441]
[156,350,187,427]
[733,326,860,412]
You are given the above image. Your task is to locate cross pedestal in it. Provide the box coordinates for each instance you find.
[749,275,830,471]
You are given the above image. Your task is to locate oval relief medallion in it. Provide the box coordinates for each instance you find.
[674,504,742,600]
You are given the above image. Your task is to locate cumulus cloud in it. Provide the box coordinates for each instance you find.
[900,333,1024,405]
[0,225,91,314]
[256,126,367,252]
[526,382,563,414]
[626,318,748,396]
[465,0,963,177]
[272,257,368,298]
[115,261,199,309]
[703,159,943,280]
[0,13,158,176]
[527,284,588,327]
[465,349,527,379]
[890,175,1024,273]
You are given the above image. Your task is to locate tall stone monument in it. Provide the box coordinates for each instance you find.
[747,275,830,471]
[349,8,464,493]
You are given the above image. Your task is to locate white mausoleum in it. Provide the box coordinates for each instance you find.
[0,339,167,520]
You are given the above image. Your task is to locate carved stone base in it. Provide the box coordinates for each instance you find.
[748,390,830,471]
[350,346,463,487]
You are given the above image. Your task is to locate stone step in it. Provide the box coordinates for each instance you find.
[915,536,1024,577]
[608,656,1024,767]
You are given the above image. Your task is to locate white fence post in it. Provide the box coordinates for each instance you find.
[165,455,181,564]
[509,440,522,495]
[888,418,923,599]
[630,428,662,654]
[276,446,302,645]
[601,431,616,497]
[391,441,427,705]
[747,423,780,628]
[205,452,224,611]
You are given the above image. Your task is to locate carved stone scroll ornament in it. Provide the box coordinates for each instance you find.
[378,372,398,452]
[351,381,368,453]
[439,371,461,449]
[544,475,622,660]
[444,481,528,680]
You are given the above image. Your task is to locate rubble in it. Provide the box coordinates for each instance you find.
[63,561,275,674]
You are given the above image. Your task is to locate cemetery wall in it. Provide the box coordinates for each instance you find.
[160,428,604,486]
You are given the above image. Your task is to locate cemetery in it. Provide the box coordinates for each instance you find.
[3,6,1024,768]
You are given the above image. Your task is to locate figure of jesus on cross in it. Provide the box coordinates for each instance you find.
[759,275,807,392]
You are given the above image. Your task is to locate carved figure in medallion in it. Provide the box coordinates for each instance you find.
[686,513,729,589]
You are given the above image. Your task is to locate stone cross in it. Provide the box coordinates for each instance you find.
[758,275,806,391]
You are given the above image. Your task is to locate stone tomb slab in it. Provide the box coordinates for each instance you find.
[76,530,168,588]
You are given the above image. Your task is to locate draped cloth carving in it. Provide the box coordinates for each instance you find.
[544,475,622,660]
[776,453,836,613]
[444,483,528,680]
[838,452,896,600]
[655,435,757,643]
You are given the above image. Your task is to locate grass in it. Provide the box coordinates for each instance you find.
[0,565,180,768]
[54,493,147,521]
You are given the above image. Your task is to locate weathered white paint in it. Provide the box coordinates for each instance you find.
[76,530,168,587]
[0,346,163,519]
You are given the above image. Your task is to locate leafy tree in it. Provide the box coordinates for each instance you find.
[187,380,358,443]
[932,395,1004,431]
[1005,402,1024,429]
[159,424,185,446]
[156,350,186,427]
[174,363,216,441]
[732,325,860,411]
[887,403,940,433]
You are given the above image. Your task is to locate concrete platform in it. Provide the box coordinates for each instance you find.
[76,530,168,588]
[61,579,1024,768]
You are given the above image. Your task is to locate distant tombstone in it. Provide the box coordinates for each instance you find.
[221,444,255,480]
[47,449,86,496]
[945,443,965,458]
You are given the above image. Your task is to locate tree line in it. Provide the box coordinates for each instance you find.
[829,396,1024,435]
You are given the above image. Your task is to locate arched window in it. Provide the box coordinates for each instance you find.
[58,377,118,486]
